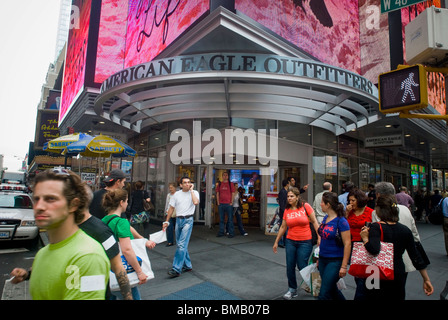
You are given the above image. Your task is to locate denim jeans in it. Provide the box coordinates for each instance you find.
[285,238,313,292]
[166,216,176,244]
[218,204,234,236]
[318,257,346,300]
[172,216,194,273]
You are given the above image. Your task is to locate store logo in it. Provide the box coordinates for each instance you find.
[170,121,278,175]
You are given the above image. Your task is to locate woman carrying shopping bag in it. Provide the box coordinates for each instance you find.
[102,189,156,300]
[273,187,319,300]
[129,181,152,237]
[317,192,351,300]
[358,194,433,300]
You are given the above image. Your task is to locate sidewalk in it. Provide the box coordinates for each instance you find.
[3,220,447,300]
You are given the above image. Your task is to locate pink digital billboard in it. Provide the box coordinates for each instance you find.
[60,0,92,123]
[62,0,209,123]
[124,0,210,68]
[235,0,361,75]
[93,0,210,84]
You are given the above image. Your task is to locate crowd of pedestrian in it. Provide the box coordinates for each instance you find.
[8,168,439,301]
[273,180,434,301]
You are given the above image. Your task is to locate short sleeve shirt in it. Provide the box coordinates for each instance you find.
[79,215,120,259]
[318,216,350,258]
[217,181,235,204]
[169,190,199,217]
[30,229,110,300]
[284,203,313,241]
[102,215,133,240]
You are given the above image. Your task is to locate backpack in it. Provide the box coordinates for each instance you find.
[428,198,444,225]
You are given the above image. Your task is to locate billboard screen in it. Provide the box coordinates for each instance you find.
[60,0,92,123]
[61,0,210,121]
[235,0,361,75]
[93,0,210,84]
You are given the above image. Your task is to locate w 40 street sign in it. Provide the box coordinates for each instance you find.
[381,0,425,13]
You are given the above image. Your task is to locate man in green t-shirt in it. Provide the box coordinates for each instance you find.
[10,169,110,300]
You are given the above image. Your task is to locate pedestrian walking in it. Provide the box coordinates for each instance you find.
[273,187,319,300]
[216,171,236,237]
[396,186,414,211]
[90,169,127,219]
[338,181,354,210]
[78,186,133,300]
[360,194,433,300]
[129,180,151,237]
[102,188,157,300]
[372,182,423,275]
[165,182,177,246]
[312,181,332,224]
[163,176,200,277]
[345,188,373,300]
[317,192,351,300]
[26,169,110,300]
[277,179,290,247]
[232,183,248,236]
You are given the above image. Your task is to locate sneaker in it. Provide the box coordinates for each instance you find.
[182,266,193,273]
[283,291,297,300]
[167,269,180,278]
[243,232,248,236]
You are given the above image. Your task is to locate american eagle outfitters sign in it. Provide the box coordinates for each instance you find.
[100,53,377,98]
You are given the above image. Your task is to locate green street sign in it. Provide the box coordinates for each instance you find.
[381,0,425,13]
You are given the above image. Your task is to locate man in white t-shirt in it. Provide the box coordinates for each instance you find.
[163,176,199,277]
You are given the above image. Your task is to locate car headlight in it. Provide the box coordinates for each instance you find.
[21,220,36,227]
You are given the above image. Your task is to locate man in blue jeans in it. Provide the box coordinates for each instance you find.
[216,172,236,238]
[163,176,199,277]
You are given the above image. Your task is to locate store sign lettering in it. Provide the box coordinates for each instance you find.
[100,53,377,97]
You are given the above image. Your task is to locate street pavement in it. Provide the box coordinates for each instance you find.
[2,219,447,301]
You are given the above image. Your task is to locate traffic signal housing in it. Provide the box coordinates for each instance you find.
[378,64,428,114]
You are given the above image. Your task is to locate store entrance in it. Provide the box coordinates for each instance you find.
[213,168,262,228]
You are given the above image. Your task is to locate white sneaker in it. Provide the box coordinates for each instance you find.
[283,291,297,300]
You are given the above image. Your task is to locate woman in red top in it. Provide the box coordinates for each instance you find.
[273,187,319,299]
[345,188,373,300]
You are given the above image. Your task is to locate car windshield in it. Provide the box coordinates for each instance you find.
[0,194,33,209]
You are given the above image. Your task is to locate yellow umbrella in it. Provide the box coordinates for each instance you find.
[64,134,137,158]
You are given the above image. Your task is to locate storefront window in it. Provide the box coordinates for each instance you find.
[359,161,377,192]
[147,148,166,220]
[338,156,359,191]
[339,135,358,156]
[313,149,338,194]
[313,127,337,152]
[278,121,311,145]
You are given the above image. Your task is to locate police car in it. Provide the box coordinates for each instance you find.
[0,188,38,242]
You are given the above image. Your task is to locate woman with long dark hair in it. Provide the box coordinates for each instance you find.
[317,192,351,300]
[273,187,319,299]
[360,194,433,300]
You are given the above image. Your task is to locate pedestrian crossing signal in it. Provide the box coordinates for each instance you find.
[378,64,428,114]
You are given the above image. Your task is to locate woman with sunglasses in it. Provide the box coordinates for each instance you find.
[345,188,373,300]
[318,192,351,300]
[273,187,319,300]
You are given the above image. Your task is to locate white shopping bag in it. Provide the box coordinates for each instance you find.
[150,230,167,244]
[299,263,317,288]
[109,238,154,291]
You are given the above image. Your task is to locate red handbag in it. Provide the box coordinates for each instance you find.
[348,223,394,281]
